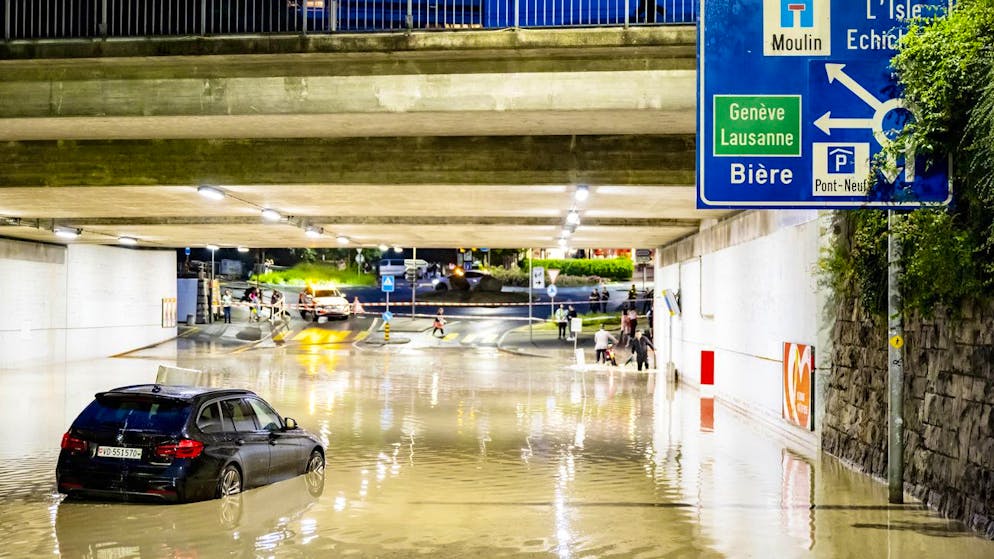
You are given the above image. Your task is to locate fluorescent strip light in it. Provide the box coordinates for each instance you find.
[261,208,281,221]
[117,236,138,246]
[197,185,225,201]
[54,227,80,240]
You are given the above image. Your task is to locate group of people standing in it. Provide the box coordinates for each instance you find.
[587,286,611,313]
[553,304,579,341]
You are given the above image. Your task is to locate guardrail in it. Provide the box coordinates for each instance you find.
[1,0,695,40]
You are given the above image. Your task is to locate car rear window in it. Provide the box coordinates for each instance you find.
[73,396,191,434]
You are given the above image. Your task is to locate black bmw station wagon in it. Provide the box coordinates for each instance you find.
[56,384,324,503]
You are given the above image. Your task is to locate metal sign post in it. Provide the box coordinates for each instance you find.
[382,275,395,314]
[528,250,533,342]
[887,210,905,503]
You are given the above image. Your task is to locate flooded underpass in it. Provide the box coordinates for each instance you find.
[1,338,992,558]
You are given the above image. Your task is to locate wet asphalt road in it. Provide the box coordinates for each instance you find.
[1,333,992,558]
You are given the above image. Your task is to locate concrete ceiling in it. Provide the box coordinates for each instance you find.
[0,27,727,250]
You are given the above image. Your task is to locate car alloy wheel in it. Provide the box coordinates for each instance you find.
[218,464,242,497]
[306,450,324,473]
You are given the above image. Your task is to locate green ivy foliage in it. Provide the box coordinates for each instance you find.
[825,0,994,317]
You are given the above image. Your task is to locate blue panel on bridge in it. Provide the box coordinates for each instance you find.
[698,0,951,209]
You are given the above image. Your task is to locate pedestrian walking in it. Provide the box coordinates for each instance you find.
[247,288,260,322]
[554,304,569,340]
[352,296,364,317]
[620,304,631,346]
[600,286,609,313]
[221,289,233,324]
[593,324,617,364]
[628,284,638,305]
[642,288,652,313]
[627,307,638,340]
[628,330,655,371]
[566,305,578,341]
[433,308,446,337]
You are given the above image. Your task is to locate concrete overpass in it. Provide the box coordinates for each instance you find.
[0,26,727,249]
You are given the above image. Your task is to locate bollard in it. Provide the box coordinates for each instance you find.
[384,323,390,343]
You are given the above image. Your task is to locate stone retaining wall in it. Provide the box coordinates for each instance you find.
[823,299,994,538]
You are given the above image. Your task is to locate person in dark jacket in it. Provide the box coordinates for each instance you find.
[566,305,578,341]
[588,289,600,313]
[629,330,655,371]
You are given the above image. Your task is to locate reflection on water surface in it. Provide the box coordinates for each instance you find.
[0,345,989,558]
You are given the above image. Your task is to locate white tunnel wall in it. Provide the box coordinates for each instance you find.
[654,211,822,432]
[0,240,176,369]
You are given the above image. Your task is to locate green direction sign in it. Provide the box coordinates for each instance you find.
[713,95,801,157]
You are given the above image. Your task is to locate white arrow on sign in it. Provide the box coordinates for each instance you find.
[813,112,874,135]
[825,63,882,111]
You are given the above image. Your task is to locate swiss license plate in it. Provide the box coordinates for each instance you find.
[96,446,143,460]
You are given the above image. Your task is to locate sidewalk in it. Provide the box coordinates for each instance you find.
[498,322,602,360]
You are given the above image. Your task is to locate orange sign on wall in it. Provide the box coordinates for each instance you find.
[782,343,814,431]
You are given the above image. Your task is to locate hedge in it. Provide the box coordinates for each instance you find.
[516,258,634,281]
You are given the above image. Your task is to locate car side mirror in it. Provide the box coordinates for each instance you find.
[284,417,299,430]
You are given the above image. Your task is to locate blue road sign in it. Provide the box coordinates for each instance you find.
[546,285,558,298]
[698,0,950,209]
[381,275,395,293]
[184,247,191,256]
[382,311,393,322]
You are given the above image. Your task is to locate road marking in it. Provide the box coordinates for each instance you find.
[461,332,478,344]
[442,333,460,342]
[353,331,369,342]
[481,333,498,344]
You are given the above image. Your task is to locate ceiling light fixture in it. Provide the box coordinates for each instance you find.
[206,244,220,251]
[197,185,225,201]
[261,208,282,221]
[574,185,590,202]
[336,235,350,245]
[54,226,81,240]
[557,238,568,248]
[305,226,323,239]
[237,246,250,253]
[117,236,138,246]
[393,246,403,253]
[566,210,581,226]
[378,244,389,252]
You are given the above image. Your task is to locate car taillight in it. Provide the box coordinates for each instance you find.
[60,432,87,453]
[155,439,204,459]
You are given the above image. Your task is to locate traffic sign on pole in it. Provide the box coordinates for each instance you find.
[532,266,545,290]
[381,275,395,293]
[546,285,558,298]
[698,0,950,209]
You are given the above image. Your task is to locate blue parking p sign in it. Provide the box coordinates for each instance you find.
[698,0,951,209]
[381,275,395,293]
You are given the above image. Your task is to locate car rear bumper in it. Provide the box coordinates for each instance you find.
[57,464,215,503]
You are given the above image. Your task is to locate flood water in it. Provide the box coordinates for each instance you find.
[1,340,992,558]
